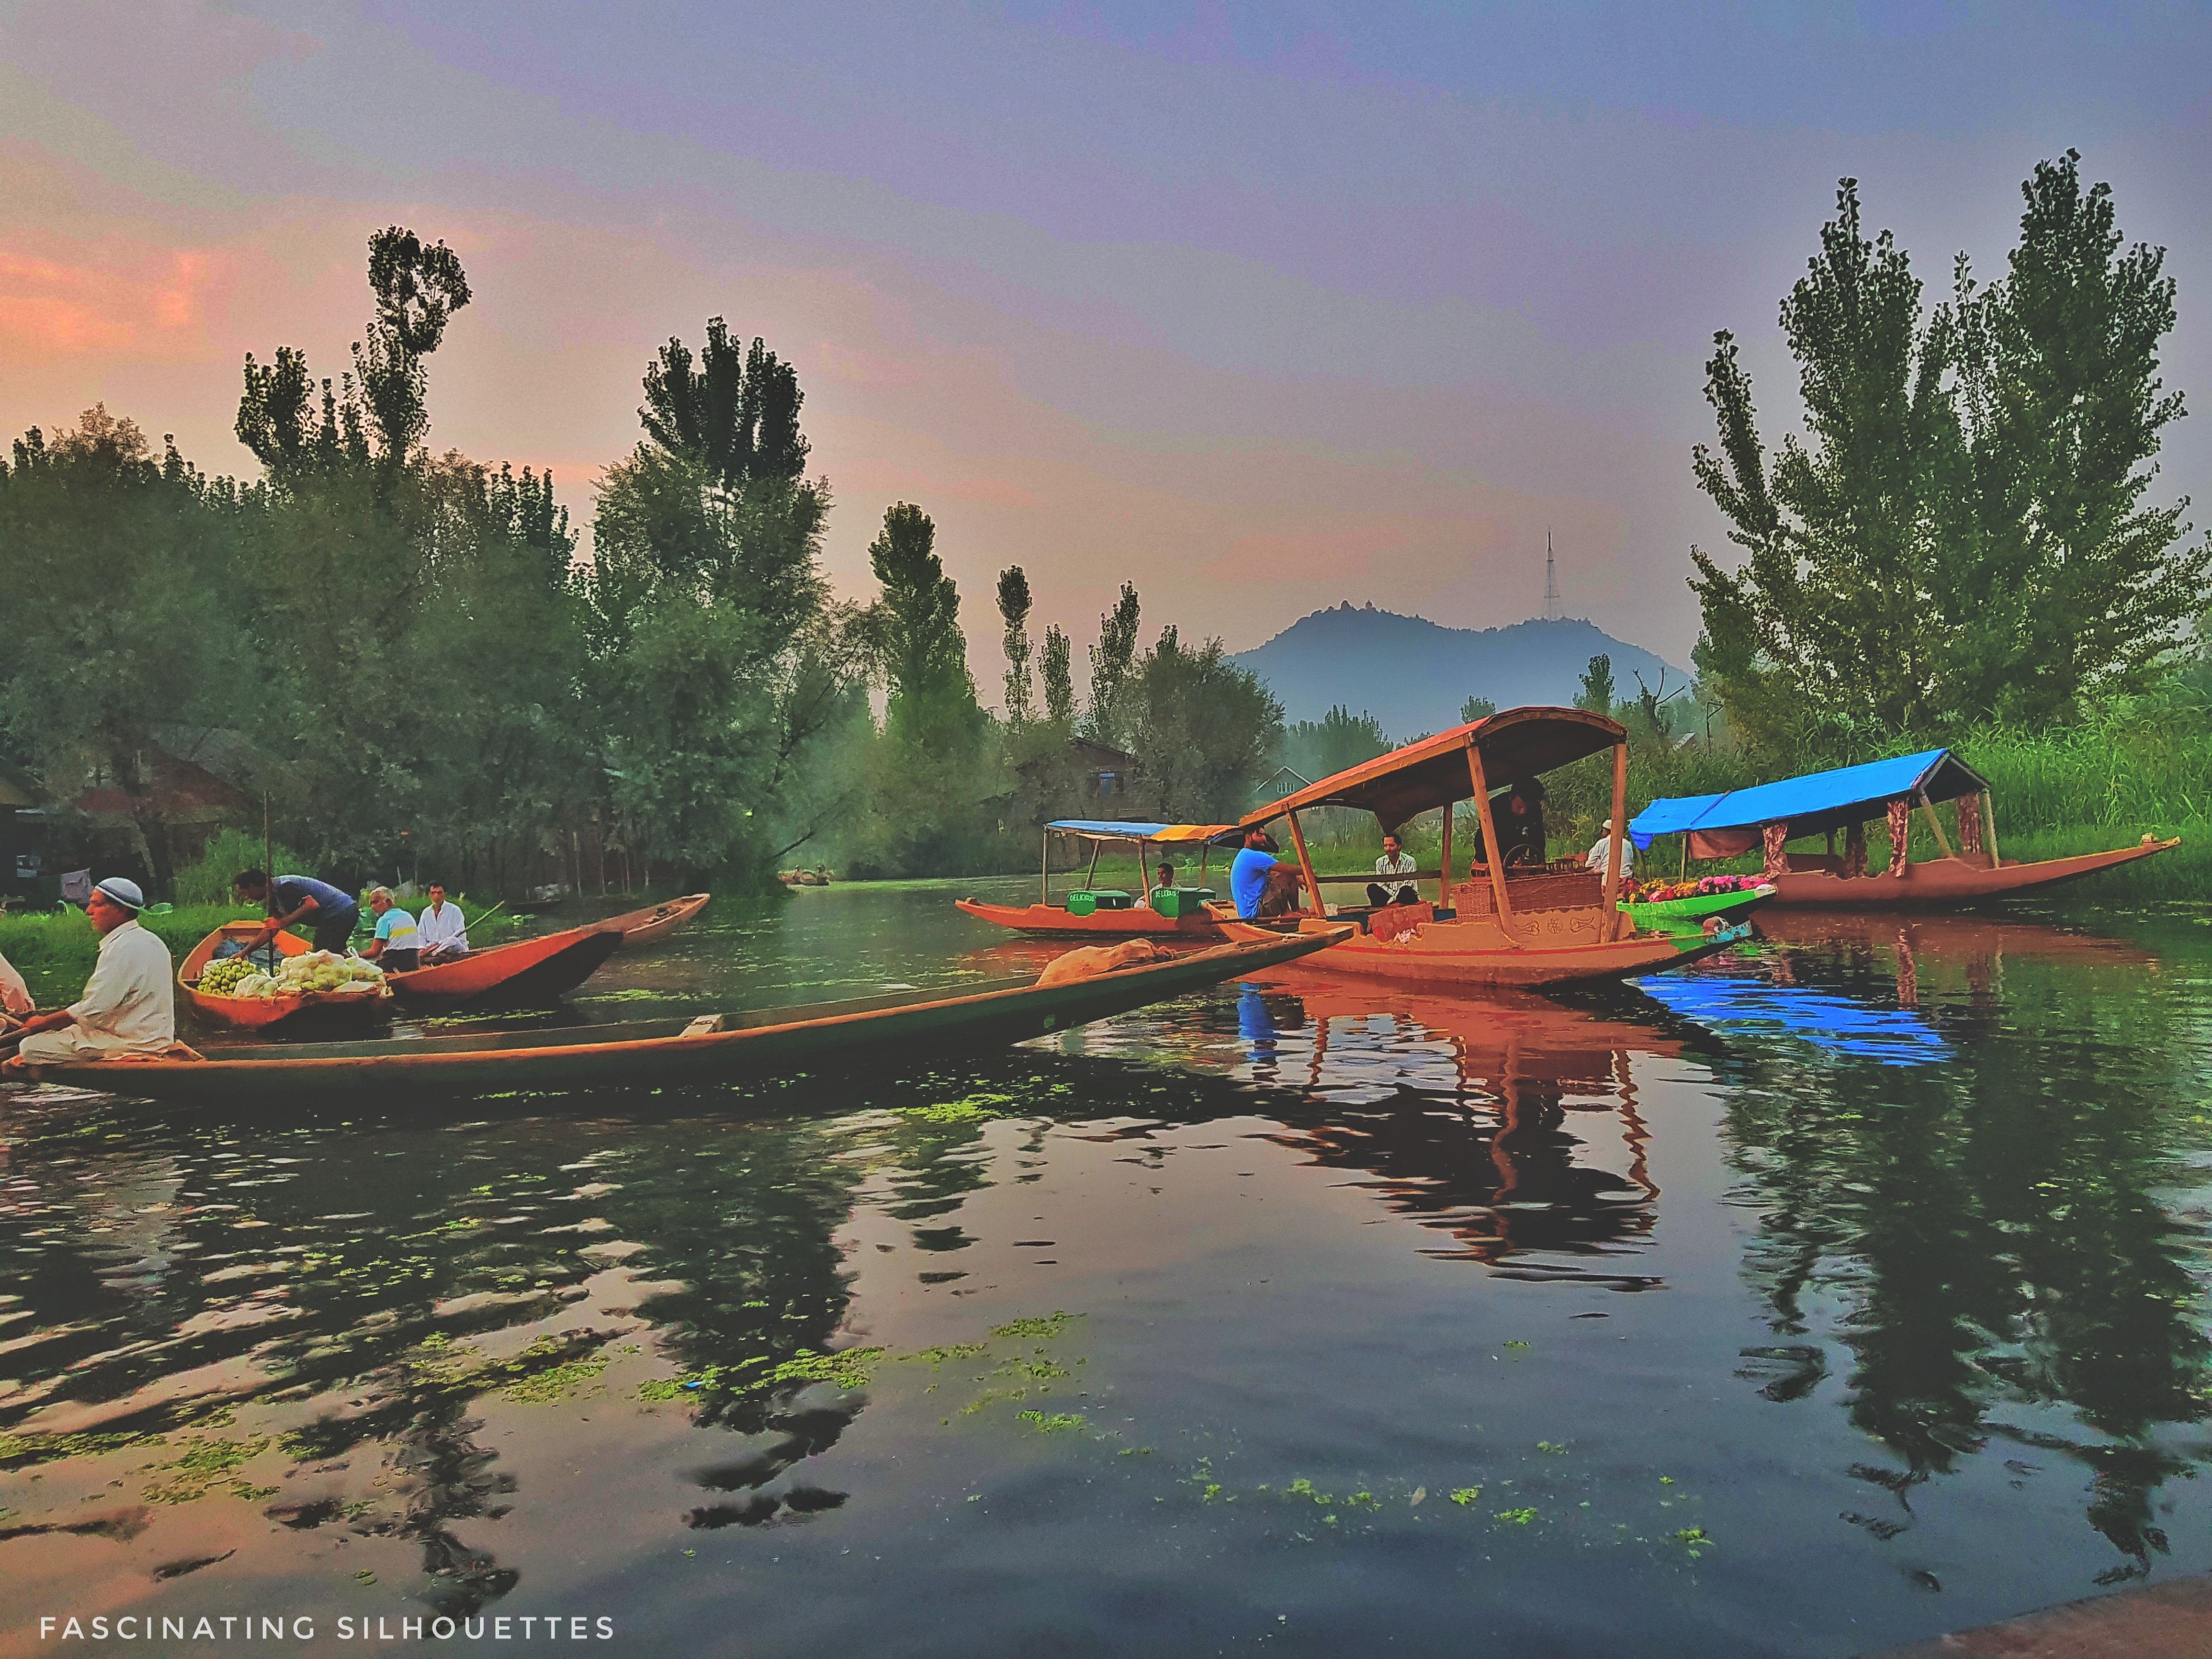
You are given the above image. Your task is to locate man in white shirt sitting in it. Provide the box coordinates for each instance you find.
[416,882,472,963]
[3,877,174,1073]
[1585,820,1634,880]
[1366,832,1419,908]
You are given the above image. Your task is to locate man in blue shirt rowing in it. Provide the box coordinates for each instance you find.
[231,868,363,956]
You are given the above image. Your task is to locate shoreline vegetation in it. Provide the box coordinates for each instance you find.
[4,152,2207,917]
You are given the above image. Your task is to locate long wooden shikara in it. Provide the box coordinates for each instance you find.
[29,929,1348,1104]
[603,893,712,945]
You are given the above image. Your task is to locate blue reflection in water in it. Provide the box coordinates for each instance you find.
[1633,966,1950,1065]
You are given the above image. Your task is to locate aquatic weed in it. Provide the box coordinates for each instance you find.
[1494,1507,1537,1525]
[990,1312,1081,1341]
[143,1437,274,1505]
[1449,1487,1482,1506]
[1015,1410,1086,1434]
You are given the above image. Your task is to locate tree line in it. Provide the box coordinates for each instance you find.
[0,229,1281,897]
[1689,151,2210,749]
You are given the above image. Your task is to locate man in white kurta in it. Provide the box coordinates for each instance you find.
[4,878,173,1070]
[415,882,471,962]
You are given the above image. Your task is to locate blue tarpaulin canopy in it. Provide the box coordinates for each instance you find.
[1628,749,1991,850]
[1046,820,1240,845]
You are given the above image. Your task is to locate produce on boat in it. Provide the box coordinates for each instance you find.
[27,927,1350,1104]
[179,923,394,1032]
[1618,874,1778,929]
[1221,707,1748,988]
[1628,748,2179,910]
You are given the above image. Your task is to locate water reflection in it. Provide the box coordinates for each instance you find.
[1680,912,2212,1581]
[4,893,2212,1647]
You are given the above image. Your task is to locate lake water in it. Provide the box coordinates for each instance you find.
[4,882,2211,1656]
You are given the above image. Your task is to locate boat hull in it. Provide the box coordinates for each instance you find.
[955,897,1228,939]
[1222,913,1734,988]
[179,923,393,1034]
[387,923,623,1005]
[603,893,712,945]
[32,929,1347,1104]
[1765,839,2177,909]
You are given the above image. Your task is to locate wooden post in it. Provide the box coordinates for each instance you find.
[1983,793,2002,867]
[1438,804,1453,910]
[1678,837,1689,881]
[1465,741,1520,941]
[1040,831,1051,905]
[1285,811,1322,916]
[1918,792,1955,860]
[1084,839,1102,893]
[1601,741,1629,938]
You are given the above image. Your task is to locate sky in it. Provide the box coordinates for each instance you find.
[4,1,2209,684]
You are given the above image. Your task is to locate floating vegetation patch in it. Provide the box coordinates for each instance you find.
[1495,1507,1537,1526]
[0,1431,164,1472]
[899,1092,1023,1126]
[1449,1487,1482,1506]
[143,1437,275,1505]
[1015,1410,1086,1434]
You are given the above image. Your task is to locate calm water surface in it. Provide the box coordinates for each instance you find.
[4,882,2211,1656]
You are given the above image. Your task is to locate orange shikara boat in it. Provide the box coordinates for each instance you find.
[603,892,712,946]
[180,923,394,1033]
[956,820,1240,940]
[1222,708,1743,988]
[1627,748,2179,910]
[386,921,625,1005]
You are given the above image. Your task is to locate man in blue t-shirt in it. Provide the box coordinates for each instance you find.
[232,868,362,956]
[1229,828,1290,918]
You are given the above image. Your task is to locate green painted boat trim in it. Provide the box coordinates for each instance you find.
[1618,885,1776,930]
[30,929,1349,1106]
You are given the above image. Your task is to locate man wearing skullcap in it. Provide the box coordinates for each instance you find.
[2,877,174,1073]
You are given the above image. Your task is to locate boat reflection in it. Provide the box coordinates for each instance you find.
[1212,981,1684,1286]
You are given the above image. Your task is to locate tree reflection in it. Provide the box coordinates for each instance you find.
[1718,918,2212,1574]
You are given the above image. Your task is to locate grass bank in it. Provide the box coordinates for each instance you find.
[0,896,519,1009]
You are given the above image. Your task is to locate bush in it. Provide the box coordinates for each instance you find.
[172,828,313,906]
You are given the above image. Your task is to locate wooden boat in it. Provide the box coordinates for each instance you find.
[1629,749,2180,911]
[603,892,712,945]
[27,929,1347,1104]
[1222,708,1745,988]
[957,820,1240,939]
[385,921,624,1005]
[179,922,393,1034]
[1617,882,1777,930]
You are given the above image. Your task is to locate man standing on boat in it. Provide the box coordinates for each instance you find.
[232,869,362,957]
[416,882,471,962]
[1367,832,1419,908]
[364,888,421,972]
[1,878,173,1074]
[1584,820,1633,880]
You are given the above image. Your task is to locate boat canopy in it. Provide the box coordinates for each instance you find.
[1628,748,1991,850]
[1241,707,1624,832]
[1046,820,1239,846]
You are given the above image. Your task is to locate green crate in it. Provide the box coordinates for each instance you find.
[1064,890,1134,916]
[1150,886,1217,918]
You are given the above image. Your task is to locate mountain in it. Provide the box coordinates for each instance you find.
[1230,605,1689,738]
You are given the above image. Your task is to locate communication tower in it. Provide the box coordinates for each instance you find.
[1542,530,1562,620]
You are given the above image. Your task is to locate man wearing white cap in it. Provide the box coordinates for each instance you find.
[2,877,174,1073]
[1584,819,1634,880]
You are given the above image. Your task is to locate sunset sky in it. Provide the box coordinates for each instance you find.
[5,1,2208,682]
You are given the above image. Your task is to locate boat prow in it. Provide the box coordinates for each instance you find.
[605,893,712,946]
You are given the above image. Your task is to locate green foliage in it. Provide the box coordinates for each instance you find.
[1281,706,1389,784]
[1125,627,1284,822]
[1575,653,1617,716]
[1082,583,1142,749]
[997,566,1036,729]
[1691,159,2209,741]
[1459,696,1496,725]
[638,316,809,490]
[0,408,249,885]
[172,829,311,907]
[1041,625,1076,729]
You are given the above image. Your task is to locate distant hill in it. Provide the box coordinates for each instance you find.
[1231,605,1689,738]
